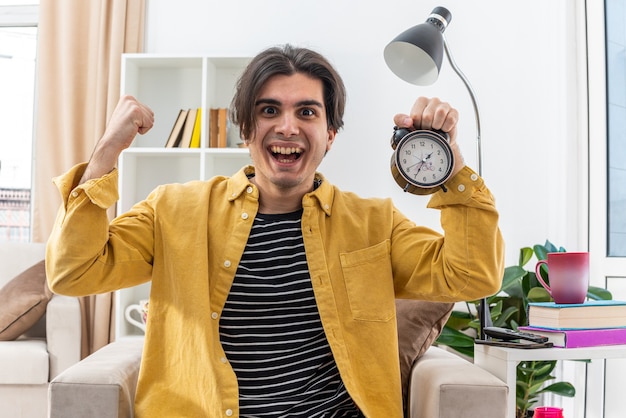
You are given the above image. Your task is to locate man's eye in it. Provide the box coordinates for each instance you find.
[262,107,277,115]
[301,108,315,117]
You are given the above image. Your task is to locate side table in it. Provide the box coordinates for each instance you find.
[473,344,626,418]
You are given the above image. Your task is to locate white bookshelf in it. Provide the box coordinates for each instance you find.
[115,54,252,339]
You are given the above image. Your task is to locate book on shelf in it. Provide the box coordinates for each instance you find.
[189,108,202,148]
[164,109,189,148]
[218,108,228,148]
[209,108,218,148]
[209,107,228,148]
[528,300,626,329]
[178,108,198,148]
[518,325,626,348]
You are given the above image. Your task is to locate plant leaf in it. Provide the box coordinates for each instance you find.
[534,244,549,260]
[502,266,526,298]
[492,306,519,327]
[527,287,552,302]
[436,327,475,347]
[543,240,562,254]
[587,286,613,300]
[539,382,576,397]
[445,310,473,330]
[519,247,534,267]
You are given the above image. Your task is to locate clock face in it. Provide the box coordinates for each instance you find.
[395,131,453,187]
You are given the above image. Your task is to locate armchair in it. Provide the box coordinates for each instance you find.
[50,304,507,417]
[0,242,82,418]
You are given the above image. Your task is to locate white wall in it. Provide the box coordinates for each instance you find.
[144,0,586,265]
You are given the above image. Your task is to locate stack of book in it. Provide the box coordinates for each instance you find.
[164,108,202,148]
[519,300,626,348]
[164,107,231,149]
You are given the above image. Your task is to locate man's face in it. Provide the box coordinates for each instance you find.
[246,72,336,194]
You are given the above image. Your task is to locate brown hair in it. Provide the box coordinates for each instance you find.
[230,44,346,140]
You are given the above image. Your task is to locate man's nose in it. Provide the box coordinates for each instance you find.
[274,113,299,137]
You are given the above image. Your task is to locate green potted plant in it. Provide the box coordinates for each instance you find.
[436,240,612,418]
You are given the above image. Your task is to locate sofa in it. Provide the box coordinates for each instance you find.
[0,242,82,418]
[49,301,508,418]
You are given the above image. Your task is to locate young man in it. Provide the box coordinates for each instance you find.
[46,44,504,417]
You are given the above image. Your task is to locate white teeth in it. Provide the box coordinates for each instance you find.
[271,146,302,155]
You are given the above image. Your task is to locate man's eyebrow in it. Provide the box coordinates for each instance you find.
[255,98,324,108]
[255,98,281,107]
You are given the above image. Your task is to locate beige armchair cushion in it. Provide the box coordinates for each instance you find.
[0,260,52,341]
[0,339,49,384]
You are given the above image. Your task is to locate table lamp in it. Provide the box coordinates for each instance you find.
[384,6,491,339]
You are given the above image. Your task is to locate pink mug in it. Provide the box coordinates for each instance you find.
[533,406,564,418]
[535,252,589,304]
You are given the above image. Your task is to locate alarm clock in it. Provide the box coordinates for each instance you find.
[390,126,454,195]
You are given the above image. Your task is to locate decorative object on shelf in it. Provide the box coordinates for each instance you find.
[124,299,149,332]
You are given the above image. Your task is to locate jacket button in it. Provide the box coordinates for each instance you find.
[224,260,231,268]
[211,312,219,320]
[225,409,233,416]
[241,212,249,220]
[457,184,466,192]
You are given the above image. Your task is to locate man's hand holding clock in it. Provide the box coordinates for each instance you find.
[390,97,465,195]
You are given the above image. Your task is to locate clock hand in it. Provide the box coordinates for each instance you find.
[422,152,434,162]
[405,162,422,172]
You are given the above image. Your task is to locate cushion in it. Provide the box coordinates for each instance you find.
[0,260,52,341]
[0,339,49,384]
[396,299,454,406]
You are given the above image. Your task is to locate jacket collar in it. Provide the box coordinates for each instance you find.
[227,165,334,216]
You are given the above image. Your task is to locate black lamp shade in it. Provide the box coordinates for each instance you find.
[383,7,452,86]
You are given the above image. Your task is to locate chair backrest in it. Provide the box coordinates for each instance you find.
[0,242,46,287]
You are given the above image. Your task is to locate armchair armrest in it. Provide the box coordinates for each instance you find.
[408,346,508,418]
[46,294,82,379]
[49,339,143,418]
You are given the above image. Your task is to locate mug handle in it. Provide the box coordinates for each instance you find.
[125,304,146,331]
[535,260,552,296]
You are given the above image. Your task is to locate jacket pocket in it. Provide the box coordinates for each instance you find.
[340,240,395,322]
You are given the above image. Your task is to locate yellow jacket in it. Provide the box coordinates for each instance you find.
[47,163,504,418]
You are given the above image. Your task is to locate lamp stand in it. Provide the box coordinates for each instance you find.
[442,35,491,339]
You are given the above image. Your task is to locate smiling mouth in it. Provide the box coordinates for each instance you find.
[270,145,303,163]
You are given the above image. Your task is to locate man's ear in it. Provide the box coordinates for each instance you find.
[326,129,337,152]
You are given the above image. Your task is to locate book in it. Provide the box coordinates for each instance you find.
[178,108,197,148]
[528,300,626,329]
[518,326,626,348]
[164,109,189,148]
[209,108,219,148]
[218,108,228,148]
[209,107,228,147]
[189,108,202,148]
